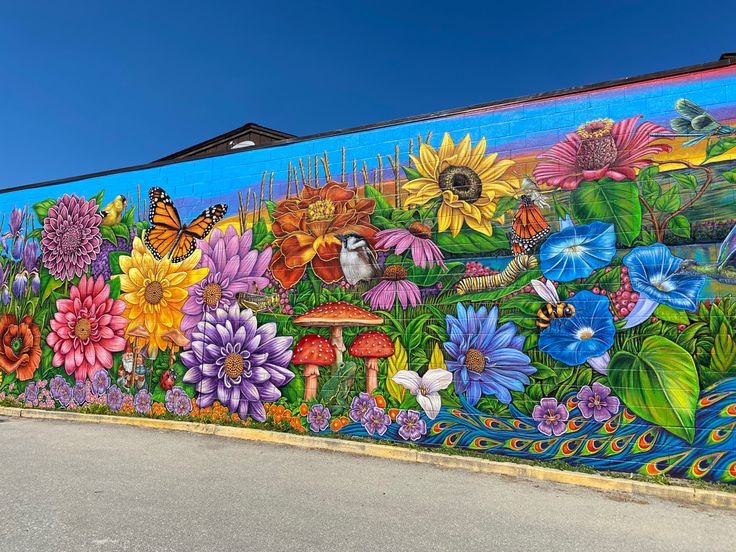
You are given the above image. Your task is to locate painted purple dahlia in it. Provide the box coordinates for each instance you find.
[181,226,272,337]
[396,409,427,442]
[165,387,192,417]
[576,382,620,422]
[362,407,391,436]
[41,194,102,280]
[181,303,294,422]
[307,404,331,432]
[349,392,376,422]
[90,370,111,396]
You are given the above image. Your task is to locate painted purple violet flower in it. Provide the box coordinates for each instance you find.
[363,265,421,311]
[1,286,9,306]
[24,381,39,404]
[181,226,272,337]
[349,392,377,422]
[11,272,27,299]
[49,375,66,399]
[444,303,535,405]
[134,389,153,414]
[57,381,73,407]
[41,194,102,281]
[22,240,40,273]
[307,404,331,432]
[396,409,427,441]
[165,387,191,416]
[90,369,111,395]
[532,397,569,436]
[9,207,25,238]
[375,223,446,269]
[72,381,87,406]
[106,385,124,411]
[362,407,391,436]
[181,303,294,422]
[576,382,620,422]
[11,237,23,261]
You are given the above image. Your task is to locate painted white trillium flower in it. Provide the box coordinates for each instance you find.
[391,369,453,420]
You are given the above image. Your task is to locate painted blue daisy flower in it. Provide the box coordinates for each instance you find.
[538,291,615,367]
[621,243,705,328]
[443,303,535,405]
[540,221,616,282]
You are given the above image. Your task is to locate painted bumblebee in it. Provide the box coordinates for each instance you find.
[531,278,575,330]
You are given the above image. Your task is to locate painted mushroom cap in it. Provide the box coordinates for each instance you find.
[292,334,336,366]
[128,325,150,338]
[162,329,190,348]
[293,301,383,327]
[349,331,395,358]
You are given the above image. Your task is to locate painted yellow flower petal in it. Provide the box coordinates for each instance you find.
[418,143,440,180]
[477,158,515,182]
[402,178,440,194]
[453,134,472,167]
[464,215,494,236]
[436,203,452,233]
[466,137,488,171]
[437,133,455,163]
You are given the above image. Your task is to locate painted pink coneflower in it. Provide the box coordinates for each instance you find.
[363,265,421,311]
[375,222,446,269]
[532,116,672,190]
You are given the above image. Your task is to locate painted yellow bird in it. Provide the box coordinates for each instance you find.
[99,195,128,226]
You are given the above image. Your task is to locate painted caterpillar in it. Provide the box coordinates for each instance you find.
[455,255,538,295]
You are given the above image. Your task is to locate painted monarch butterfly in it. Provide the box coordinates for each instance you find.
[511,193,550,255]
[143,187,228,263]
[455,255,538,295]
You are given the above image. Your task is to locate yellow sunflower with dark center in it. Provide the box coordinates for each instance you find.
[118,237,208,356]
[403,133,519,236]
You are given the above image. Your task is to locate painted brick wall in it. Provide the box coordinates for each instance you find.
[2,63,736,482]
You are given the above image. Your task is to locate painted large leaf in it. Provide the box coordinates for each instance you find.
[608,336,699,443]
[706,324,736,387]
[433,226,509,255]
[386,339,407,403]
[569,179,642,246]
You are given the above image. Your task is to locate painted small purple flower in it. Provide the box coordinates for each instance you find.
[57,381,73,407]
[532,397,569,436]
[396,409,427,442]
[362,406,391,436]
[576,382,620,422]
[106,385,124,412]
[349,392,377,422]
[72,381,86,406]
[23,240,40,273]
[90,370,111,395]
[30,272,40,296]
[11,237,24,262]
[9,207,25,238]
[165,387,192,417]
[41,193,102,281]
[307,404,331,432]
[49,375,66,399]
[133,389,152,414]
[1,285,9,305]
[375,223,446,269]
[11,272,27,298]
[24,382,39,404]
[363,265,421,311]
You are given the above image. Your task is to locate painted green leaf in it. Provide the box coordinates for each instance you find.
[32,198,56,225]
[123,207,136,227]
[406,261,464,287]
[642,178,661,204]
[706,324,736,387]
[637,165,659,182]
[386,338,407,404]
[654,186,681,213]
[493,195,517,216]
[653,303,690,324]
[281,374,305,403]
[111,223,131,243]
[552,195,570,221]
[667,215,691,238]
[402,166,422,181]
[364,185,391,213]
[39,266,63,302]
[433,226,509,255]
[26,228,42,240]
[671,173,698,191]
[100,225,117,245]
[705,137,736,161]
[607,336,699,442]
[91,190,105,209]
[108,277,121,299]
[638,230,656,246]
[109,251,128,276]
[569,179,642,246]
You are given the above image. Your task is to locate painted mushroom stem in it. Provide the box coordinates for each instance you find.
[349,331,395,395]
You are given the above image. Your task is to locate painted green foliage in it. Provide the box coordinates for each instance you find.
[2,96,736,484]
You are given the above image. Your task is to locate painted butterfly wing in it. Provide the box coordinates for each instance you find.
[143,187,182,260]
[511,199,550,255]
[170,204,228,263]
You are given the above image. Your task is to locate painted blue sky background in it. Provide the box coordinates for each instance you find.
[1,0,735,189]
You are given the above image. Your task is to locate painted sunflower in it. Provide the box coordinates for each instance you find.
[403,133,519,237]
[118,237,208,355]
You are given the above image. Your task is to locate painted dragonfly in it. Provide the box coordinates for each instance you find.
[678,222,736,285]
[651,99,736,146]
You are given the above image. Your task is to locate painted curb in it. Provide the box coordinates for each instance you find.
[2,406,735,510]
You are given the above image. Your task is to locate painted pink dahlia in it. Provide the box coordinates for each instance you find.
[532,116,672,190]
[46,275,127,382]
[375,222,446,270]
[41,194,103,280]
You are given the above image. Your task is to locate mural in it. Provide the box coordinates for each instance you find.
[2,65,736,483]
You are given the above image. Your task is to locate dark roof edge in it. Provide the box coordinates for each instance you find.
[4,56,735,196]
[155,122,296,162]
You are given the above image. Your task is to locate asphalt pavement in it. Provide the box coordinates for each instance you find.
[1,415,734,552]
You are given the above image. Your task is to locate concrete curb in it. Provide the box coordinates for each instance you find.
[2,406,735,510]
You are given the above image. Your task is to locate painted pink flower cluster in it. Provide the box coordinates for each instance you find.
[46,275,127,382]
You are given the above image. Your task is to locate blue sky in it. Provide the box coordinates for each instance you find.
[1,0,733,188]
